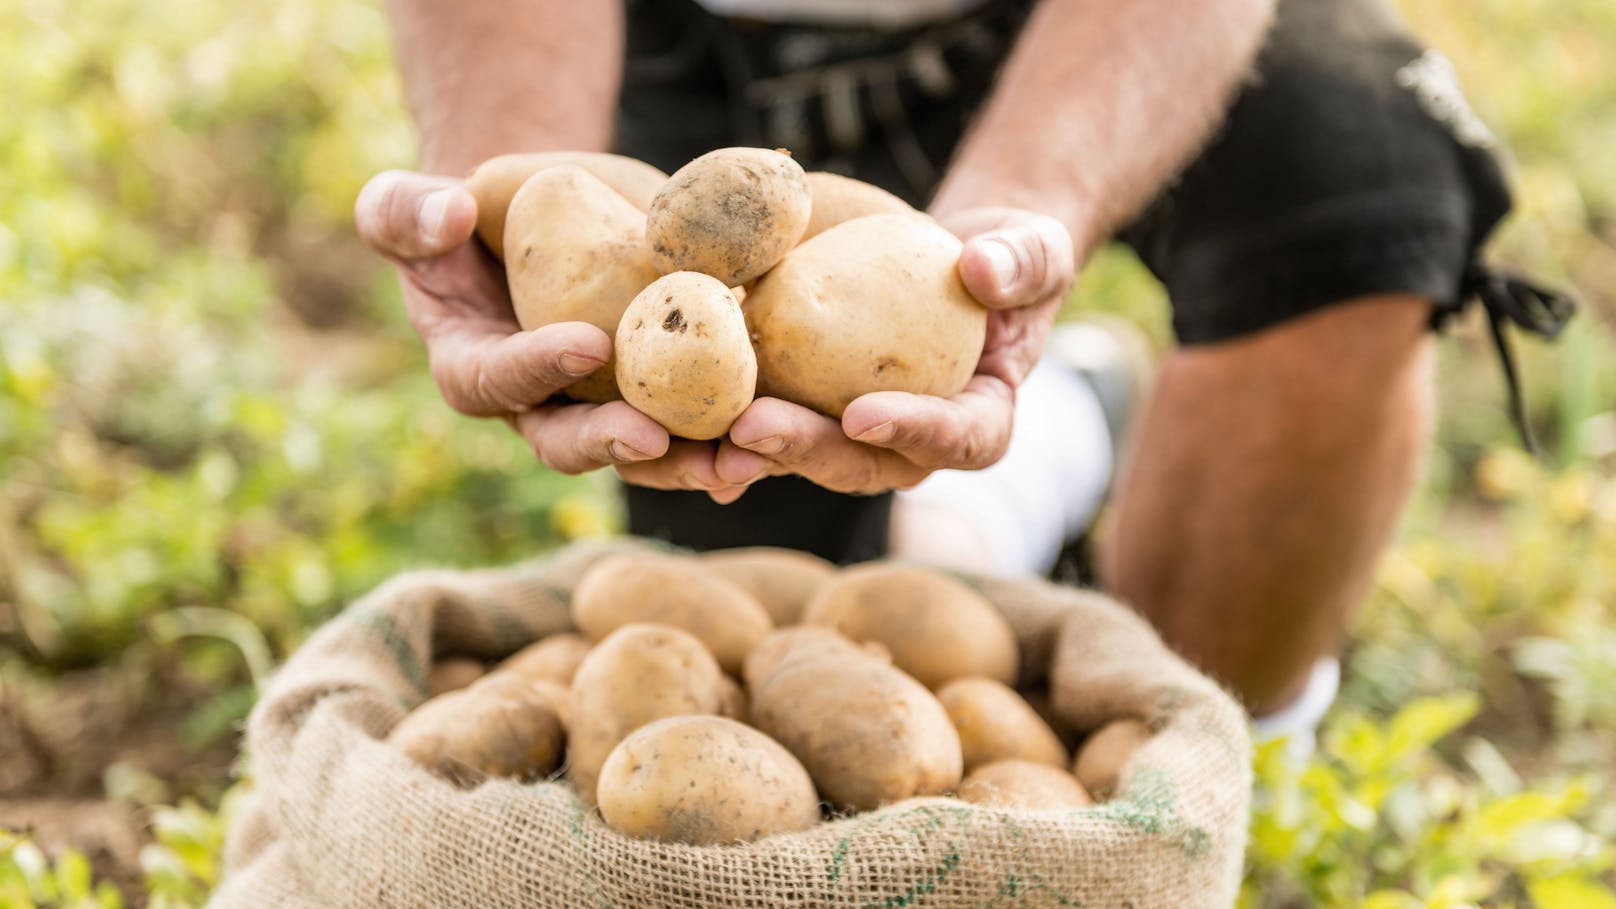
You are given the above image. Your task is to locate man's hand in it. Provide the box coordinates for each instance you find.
[355,169,675,474]
[709,208,1075,501]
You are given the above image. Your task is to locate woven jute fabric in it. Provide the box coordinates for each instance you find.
[211,540,1252,909]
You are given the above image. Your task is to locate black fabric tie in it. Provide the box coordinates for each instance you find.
[1457,264,1577,455]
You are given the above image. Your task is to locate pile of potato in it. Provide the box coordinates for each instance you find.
[463,148,988,438]
[390,549,1156,846]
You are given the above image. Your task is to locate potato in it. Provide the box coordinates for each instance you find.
[389,673,566,786]
[464,151,667,257]
[615,272,757,439]
[741,626,891,693]
[564,623,724,802]
[496,632,591,685]
[597,716,821,844]
[748,629,962,811]
[801,171,914,242]
[571,552,772,674]
[1022,687,1082,750]
[1073,718,1153,801]
[956,759,1093,810]
[503,165,661,402]
[646,147,811,286]
[803,563,1018,689]
[937,678,1069,773]
[745,213,987,418]
[426,658,485,697]
[699,547,837,626]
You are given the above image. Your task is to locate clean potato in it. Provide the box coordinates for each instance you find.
[615,272,757,440]
[699,547,838,626]
[803,563,1018,689]
[647,147,811,286]
[571,552,772,674]
[596,715,821,845]
[745,213,987,418]
[748,628,962,811]
[503,165,661,402]
[937,677,1070,773]
[801,171,914,241]
[956,759,1093,810]
[496,632,591,685]
[1073,718,1154,801]
[464,151,667,257]
[389,673,566,786]
[426,658,485,697]
[741,626,891,692]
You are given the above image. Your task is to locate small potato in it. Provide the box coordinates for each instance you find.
[497,633,591,685]
[465,151,667,257]
[426,658,485,697]
[937,678,1069,773]
[503,165,662,402]
[615,272,757,440]
[745,213,986,418]
[572,552,773,674]
[389,673,566,786]
[647,147,811,286]
[801,171,914,242]
[956,759,1093,810]
[1073,718,1154,801]
[803,563,1018,689]
[699,547,837,626]
[565,623,725,802]
[749,632,961,811]
[597,715,821,845]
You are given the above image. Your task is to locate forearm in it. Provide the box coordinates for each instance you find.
[387,0,624,175]
[932,0,1276,256]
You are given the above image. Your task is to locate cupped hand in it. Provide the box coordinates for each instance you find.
[712,207,1075,498]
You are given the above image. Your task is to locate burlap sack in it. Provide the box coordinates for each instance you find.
[211,540,1252,909]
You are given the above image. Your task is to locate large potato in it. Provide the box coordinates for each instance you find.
[597,715,821,845]
[803,563,1018,689]
[571,552,772,674]
[646,147,811,286]
[496,632,590,685]
[699,547,837,626]
[745,213,986,418]
[801,171,914,241]
[465,151,667,257]
[565,623,725,802]
[937,678,1070,773]
[748,629,962,811]
[741,626,891,693]
[389,673,566,786]
[503,165,661,402]
[1073,718,1154,801]
[955,759,1093,810]
[615,272,757,440]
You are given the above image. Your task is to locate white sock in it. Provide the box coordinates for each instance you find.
[890,357,1113,577]
[1250,657,1341,760]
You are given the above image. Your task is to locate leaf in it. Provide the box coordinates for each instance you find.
[1526,874,1616,909]
[1385,693,1481,764]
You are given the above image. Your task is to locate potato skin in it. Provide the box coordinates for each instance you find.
[699,547,837,626]
[803,563,1018,689]
[937,678,1070,773]
[571,552,772,674]
[745,213,986,418]
[504,165,661,402]
[1073,718,1154,801]
[597,716,821,844]
[747,630,962,811]
[615,272,757,440]
[496,632,591,685]
[389,673,566,786]
[801,171,914,242]
[647,147,811,286]
[464,151,667,257]
[565,623,725,802]
[426,658,485,697]
[956,759,1093,810]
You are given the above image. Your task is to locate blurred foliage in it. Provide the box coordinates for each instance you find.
[0,0,1612,906]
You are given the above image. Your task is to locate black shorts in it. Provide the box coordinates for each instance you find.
[612,0,1532,562]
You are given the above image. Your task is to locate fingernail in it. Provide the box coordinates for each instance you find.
[981,238,1019,296]
[737,435,784,455]
[854,422,895,444]
[559,351,607,376]
[609,440,653,462]
[418,189,454,243]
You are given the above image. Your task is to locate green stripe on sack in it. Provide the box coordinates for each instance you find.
[1090,769,1212,859]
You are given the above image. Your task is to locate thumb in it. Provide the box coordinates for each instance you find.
[355,169,479,262]
[957,213,1076,309]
